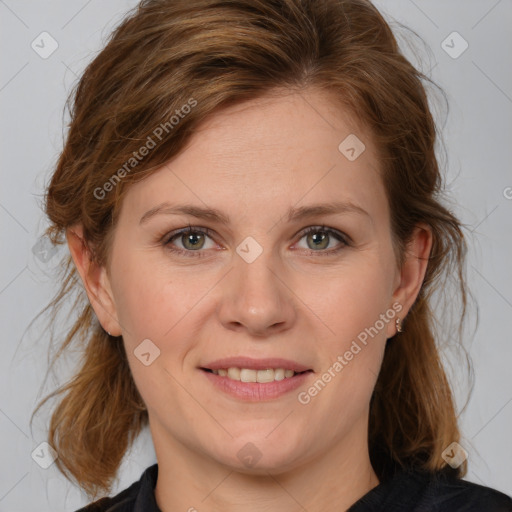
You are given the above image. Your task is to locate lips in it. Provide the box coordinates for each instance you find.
[199,357,313,400]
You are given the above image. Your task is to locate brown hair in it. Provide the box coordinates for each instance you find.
[34,0,470,498]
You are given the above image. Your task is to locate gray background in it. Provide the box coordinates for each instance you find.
[1,0,511,510]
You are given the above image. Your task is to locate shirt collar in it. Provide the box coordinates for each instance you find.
[133,464,161,512]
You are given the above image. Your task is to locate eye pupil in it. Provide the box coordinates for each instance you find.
[183,232,204,249]
[308,230,329,250]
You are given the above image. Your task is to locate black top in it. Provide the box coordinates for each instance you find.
[76,463,512,512]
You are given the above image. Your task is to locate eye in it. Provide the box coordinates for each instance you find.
[163,226,217,255]
[295,226,349,255]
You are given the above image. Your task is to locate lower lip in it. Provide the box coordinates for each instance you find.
[201,369,312,401]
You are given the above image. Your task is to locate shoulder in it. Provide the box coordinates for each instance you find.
[426,471,512,511]
[349,466,512,512]
[73,464,159,512]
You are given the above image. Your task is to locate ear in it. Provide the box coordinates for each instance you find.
[66,224,122,336]
[387,223,432,337]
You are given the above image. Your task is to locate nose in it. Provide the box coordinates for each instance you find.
[216,249,297,338]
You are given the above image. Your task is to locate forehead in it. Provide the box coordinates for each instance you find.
[119,89,386,227]
[189,89,371,170]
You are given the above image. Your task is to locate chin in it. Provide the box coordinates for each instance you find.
[209,433,308,475]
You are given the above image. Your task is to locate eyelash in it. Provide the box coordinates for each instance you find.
[160,224,350,259]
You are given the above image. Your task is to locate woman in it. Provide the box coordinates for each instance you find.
[36,0,512,510]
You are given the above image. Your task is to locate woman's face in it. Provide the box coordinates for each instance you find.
[87,89,428,473]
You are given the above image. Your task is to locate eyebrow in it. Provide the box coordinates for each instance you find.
[139,201,370,226]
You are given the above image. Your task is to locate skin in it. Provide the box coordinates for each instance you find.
[67,88,432,512]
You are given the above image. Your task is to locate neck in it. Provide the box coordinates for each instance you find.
[153,416,379,512]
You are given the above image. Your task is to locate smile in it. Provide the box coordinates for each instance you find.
[199,358,314,401]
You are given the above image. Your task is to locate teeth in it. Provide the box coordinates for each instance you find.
[256,369,274,383]
[227,367,240,380]
[240,369,257,382]
[210,367,299,382]
[274,368,285,381]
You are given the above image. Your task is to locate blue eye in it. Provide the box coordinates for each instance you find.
[162,225,349,258]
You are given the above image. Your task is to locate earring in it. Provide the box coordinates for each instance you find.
[395,317,403,333]
[107,331,112,336]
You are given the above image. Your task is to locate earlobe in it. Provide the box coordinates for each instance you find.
[389,224,432,336]
[66,224,121,336]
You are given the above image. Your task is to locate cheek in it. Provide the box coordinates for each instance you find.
[297,265,391,437]
[314,259,395,340]
[110,250,189,342]
[304,253,396,406]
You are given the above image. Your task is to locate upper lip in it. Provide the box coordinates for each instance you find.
[201,357,312,372]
